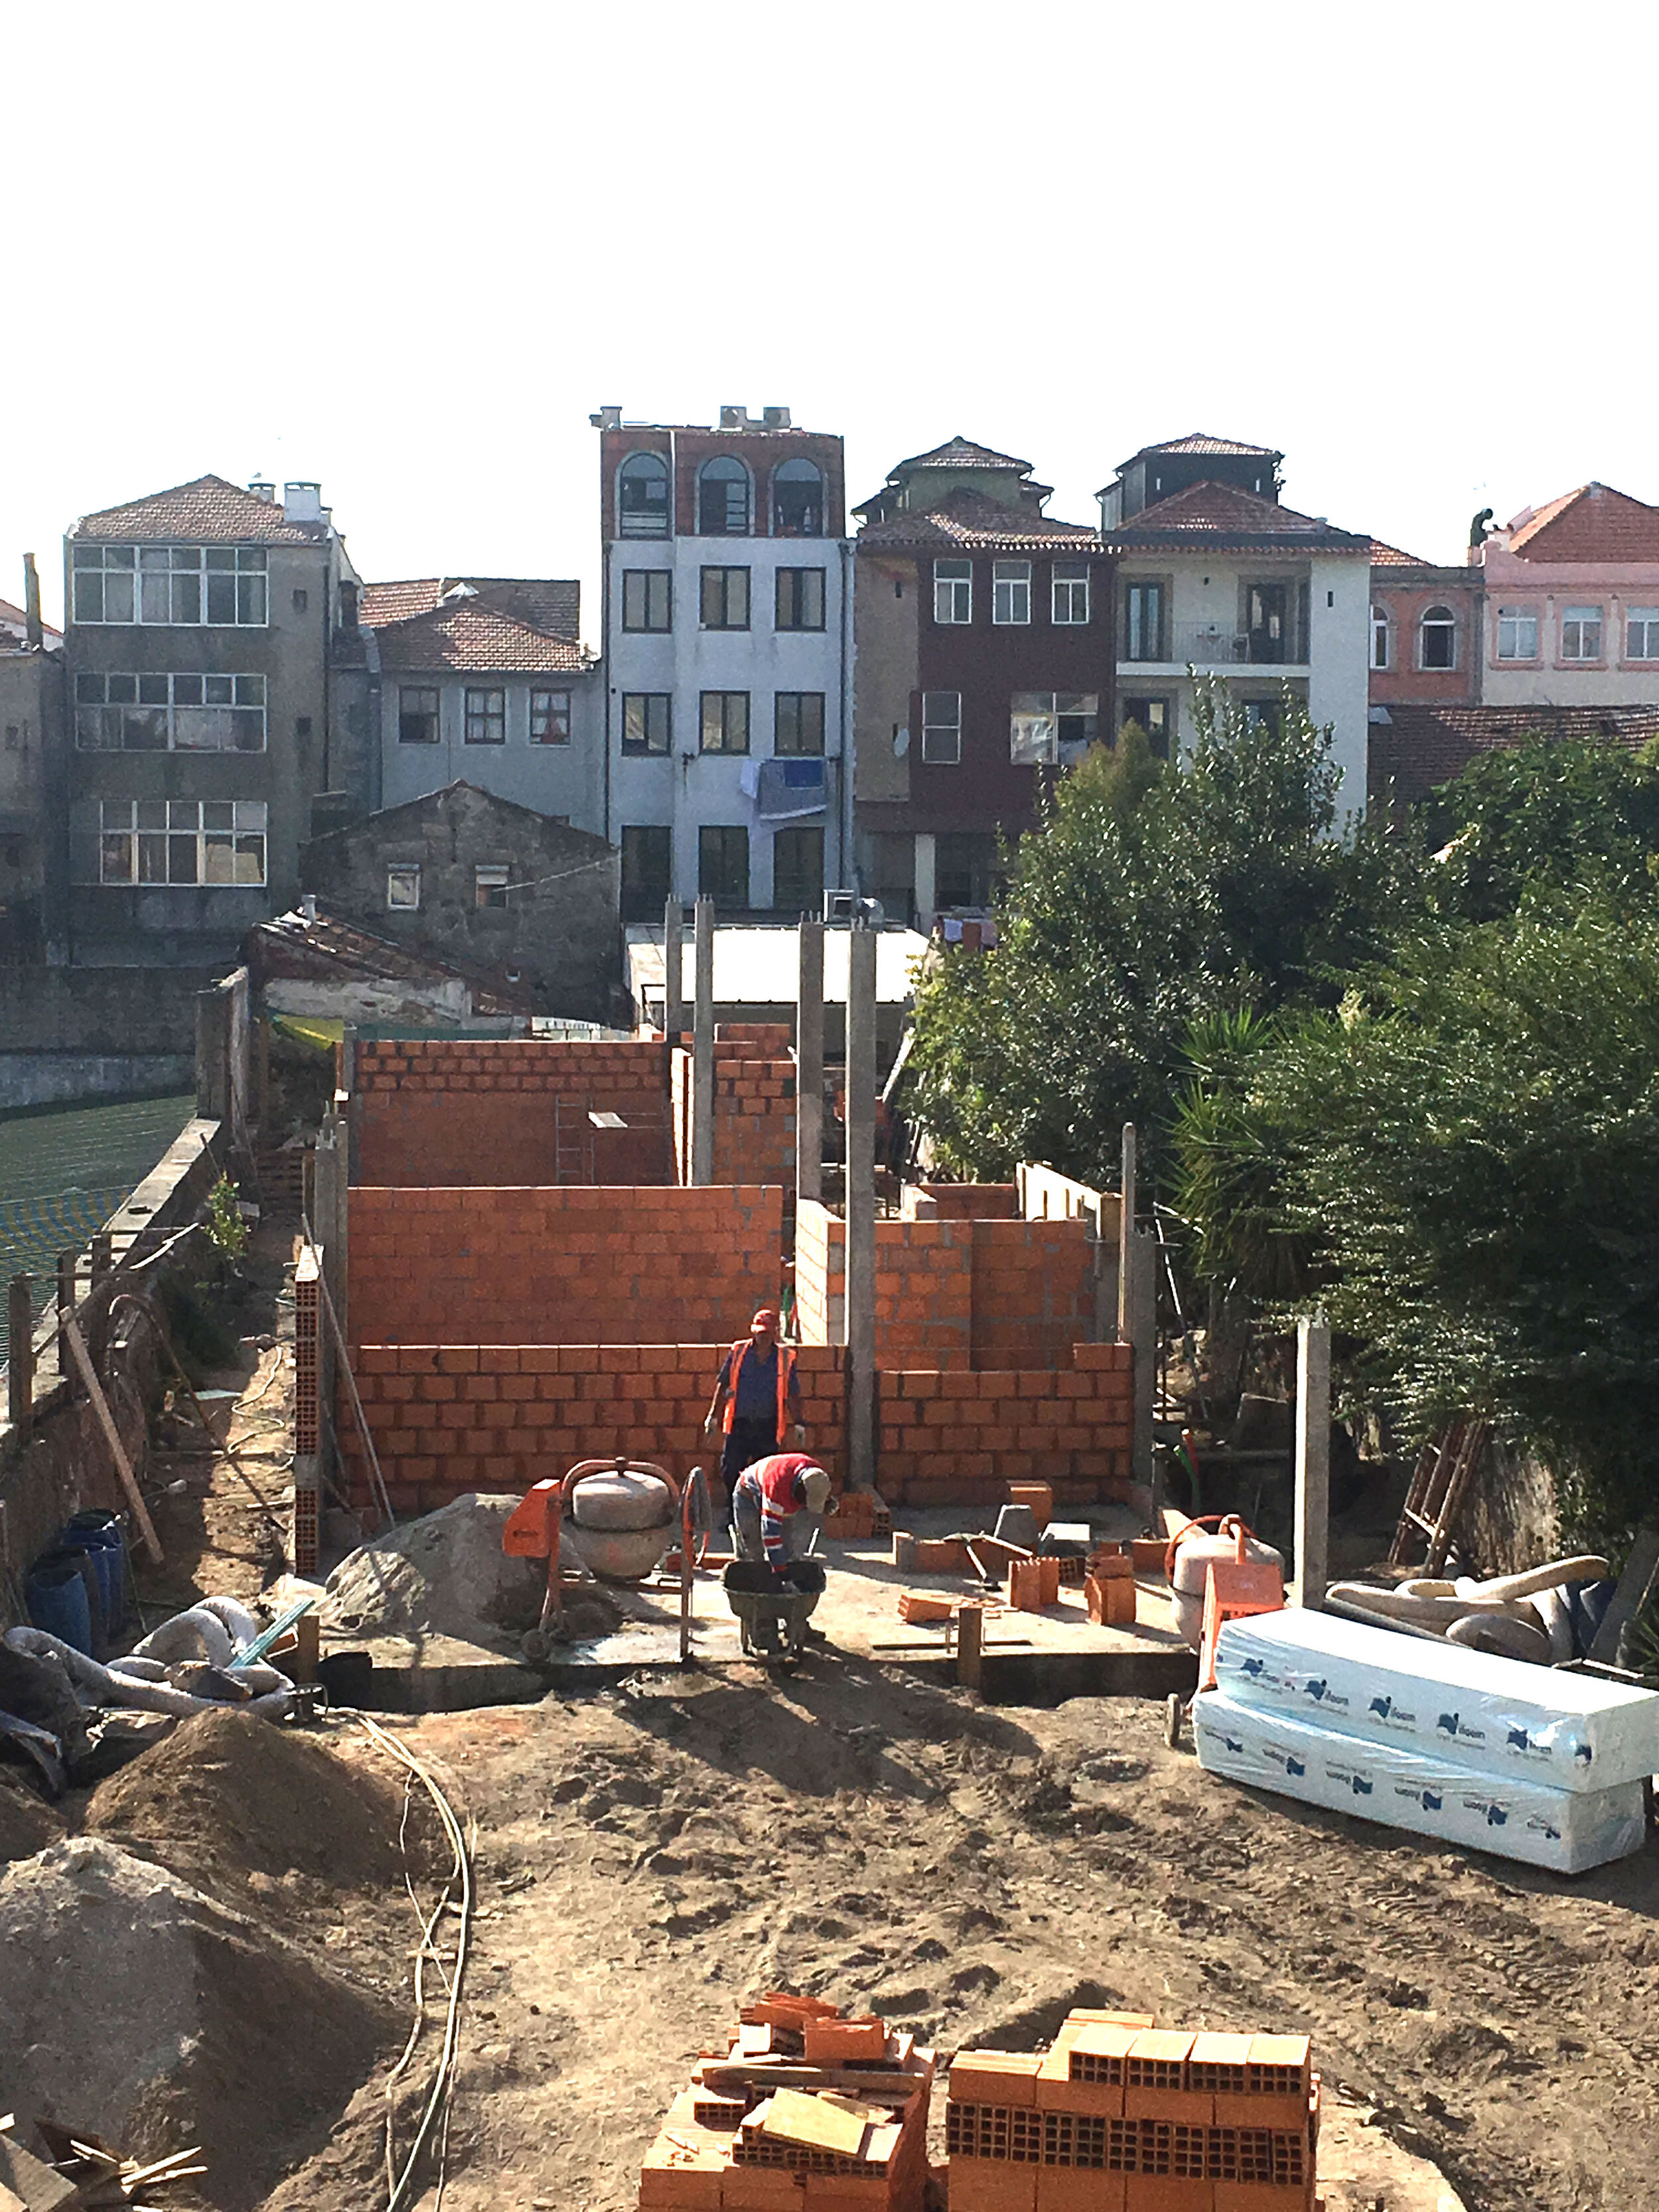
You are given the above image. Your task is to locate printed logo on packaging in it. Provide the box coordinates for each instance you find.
[1293,1671,1350,1712]
[1368,1694,1419,1728]
[1461,1795,1510,1827]
[1394,1784,1444,1813]
[1326,1760,1374,1797]
[1437,1710,1487,1746]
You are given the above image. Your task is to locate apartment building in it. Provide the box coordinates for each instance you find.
[0,561,64,962]
[853,437,1112,922]
[1099,432,1372,821]
[1474,482,1659,708]
[62,475,358,966]
[593,404,851,920]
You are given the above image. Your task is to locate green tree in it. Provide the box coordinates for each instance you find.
[1424,734,1659,923]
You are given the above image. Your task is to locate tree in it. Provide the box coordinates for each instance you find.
[903,688,1407,1187]
[1424,734,1659,924]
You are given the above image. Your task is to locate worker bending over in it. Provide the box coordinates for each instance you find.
[732,1453,832,1570]
[705,1307,803,1522]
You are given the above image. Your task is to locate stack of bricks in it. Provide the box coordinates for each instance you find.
[353,1038,674,1186]
[346,1183,784,1349]
[878,1343,1134,1507]
[672,1025,797,1188]
[1085,1546,1137,1627]
[946,2012,1321,2212]
[340,1342,845,1518]
[639,1992,933,2211]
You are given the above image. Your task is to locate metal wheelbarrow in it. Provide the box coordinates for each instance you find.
[723,1558,826,1667]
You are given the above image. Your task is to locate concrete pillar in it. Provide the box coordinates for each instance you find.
[1129,1228,1157,1486]
[1116,1122,1137,1343]
[663,896,684,1040]
[845,921,877,1490]
[1293,1313,1332,1608]
[796,917,824,1208]
[691,895,715,1186]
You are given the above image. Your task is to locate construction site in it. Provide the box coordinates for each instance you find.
[1,910,1658,2212]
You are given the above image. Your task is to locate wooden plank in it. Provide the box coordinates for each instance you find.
[761,2089,869,2156]
[1589,1526,1659,1669]
[63,1314,163,1566]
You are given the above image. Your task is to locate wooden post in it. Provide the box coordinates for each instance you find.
[293,1613,321,1684]
[796,916,824,1208]
[1293,1313,1331,1608]
[845,921,877,1490]
[691,895,715,1185]
[7,1277,34,1427]
[956,1600,983,1692]
[663,896,684,1040]
[56,1249,76,1372]
[1116,1123,1136,1343]
[91,1231,113,1289]
[63,1315,164,1564]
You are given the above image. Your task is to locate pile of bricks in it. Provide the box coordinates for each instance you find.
[946,2012,1320,2211]
[639,1992,934,2210]
[878,1344,1135,1507]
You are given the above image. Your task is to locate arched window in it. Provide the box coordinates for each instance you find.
[1370,604,1390,671]
[1419,604,1456,670]
[697,456,751,536]
[772,457,824,537]
[617,451,670,538]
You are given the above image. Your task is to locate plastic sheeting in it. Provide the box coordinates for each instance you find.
[1213,1607,1659,1792]
[1194,1686,1646,1874]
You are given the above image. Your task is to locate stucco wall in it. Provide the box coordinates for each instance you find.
[378,667,605,831]
[1475,546,1659,707]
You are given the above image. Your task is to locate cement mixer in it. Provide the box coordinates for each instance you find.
[502,1458,713,1662]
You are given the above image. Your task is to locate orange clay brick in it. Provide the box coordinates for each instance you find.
[948,2167,1038,2212]
[948,2051,1043,2108]
[1037,2170,1127,2211]
[1124,2033,1206,2125]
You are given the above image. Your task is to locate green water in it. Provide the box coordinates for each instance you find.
[0,1092,196,1359]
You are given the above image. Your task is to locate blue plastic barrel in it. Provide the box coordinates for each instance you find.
[25,1553,94,1657]
[60,1511,125,1645]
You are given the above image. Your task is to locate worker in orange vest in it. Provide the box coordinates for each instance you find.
[705,1307,804,1523]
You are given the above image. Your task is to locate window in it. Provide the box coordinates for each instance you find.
[1370,605,1390,670]
[1561,605,1603,661]
[74,671,266,752]
[465,686,506,743]
[700,691,750,753]
[1119,697,1170,759]
[1419,605,1457,670]
[530,690,571,744]
[700,566,750,629]
[1241,700,1282,737]
[697,457,751,536]
[921,691,961,764]
[934,559,972,624]
[774,692,826,756]
[622,694,671,755]
[399,685,440,744]
[993,560,1032,625]
[1496,605,1539,661]
[622,569,672,631]
[1009,692,1099,764]
[1052,561,1090,625]
[72,544,267,626]
[776,567,826,630]
[618,451,670,538]
[474,865,510,909]
[935,831,997,910]
[772,458,824,537]
[699,825,749,908]
[386,865,420,911]
[772,826,824,913]
[620,825,671,921]
[98,798,266,886]
[1125,581,1166,660]
[1627,608,1659,660]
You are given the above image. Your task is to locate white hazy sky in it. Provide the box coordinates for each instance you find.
[6,0,1658,633]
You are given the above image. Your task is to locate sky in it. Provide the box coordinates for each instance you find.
[5,0,1658,634]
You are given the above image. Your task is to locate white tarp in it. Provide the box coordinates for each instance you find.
[1214,1607,1659,1793]
[1194,1686,1646,1874]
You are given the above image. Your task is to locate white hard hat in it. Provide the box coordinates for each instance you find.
[800,1468,832,1516]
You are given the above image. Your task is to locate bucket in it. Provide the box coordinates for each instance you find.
[60,1511,127,1646]
[25,1553,94,1657]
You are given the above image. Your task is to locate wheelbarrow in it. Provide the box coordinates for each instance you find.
[723,1558,826,1668]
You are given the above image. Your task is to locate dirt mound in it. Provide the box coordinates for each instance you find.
[0,1773,62,1864]
[0,1836,396,2211]
[323,1491,547,1645]
[86,1708,420,1901]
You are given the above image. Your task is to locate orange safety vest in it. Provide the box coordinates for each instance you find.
[721,1339,794,1437]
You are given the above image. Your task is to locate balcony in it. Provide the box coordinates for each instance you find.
[1121,623,1308,668]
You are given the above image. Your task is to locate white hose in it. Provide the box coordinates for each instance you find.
[5,1623,292,1720]
[131,1605,236,1667]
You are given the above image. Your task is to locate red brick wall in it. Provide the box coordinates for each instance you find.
[346,1183,784,1347]
[341,1341,846,1517]
[354,1040,673,1187]
[912,1182,1019,1219]
[968,1217,1094,1370]
[670,1035,796,1187]
[878,1341,1133,1507]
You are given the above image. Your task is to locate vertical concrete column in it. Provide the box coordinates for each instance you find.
[691,895,715,1187]
[845,921,877,1490]
[796,917,824,1209]
[1293,1313,1332,1608]
[663,896,684,1040]
[1129,1228,1157,1486]
[1116,1122,1137,1343]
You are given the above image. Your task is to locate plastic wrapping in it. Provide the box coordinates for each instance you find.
[1214,1607,1659,1791]
[1194,1686,1646,1874]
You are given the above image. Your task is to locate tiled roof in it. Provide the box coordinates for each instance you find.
[1128,431,1282,461]
[1368,701,1659,804]
[1106,480,1370,554]
[1504,483,1659,562]
[0,597,60,643]
[374,602,593,674]
[361,576,581,638]
[857,489,1101,554]
[74,475,330,544]
[250,901,532,1015]
[1369,538,1429,567]
[889,435,1033,475]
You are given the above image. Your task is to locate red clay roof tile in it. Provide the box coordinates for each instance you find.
[1107,480,1369,553]
[1504,483,1659,562]
[373,602,593,674]
[74,475,330,544]
[857,489,1100,554]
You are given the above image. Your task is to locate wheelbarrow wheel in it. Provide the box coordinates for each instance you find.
[523,1628,552,1664]
[1165,1692,1185,1750]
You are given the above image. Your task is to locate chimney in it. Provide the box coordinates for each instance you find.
[283,481,323,524]
[22,553,42,649]
[762,406,792,429]
[589,405,622,431]
[248,479,275,502]
[719,405,755,431]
